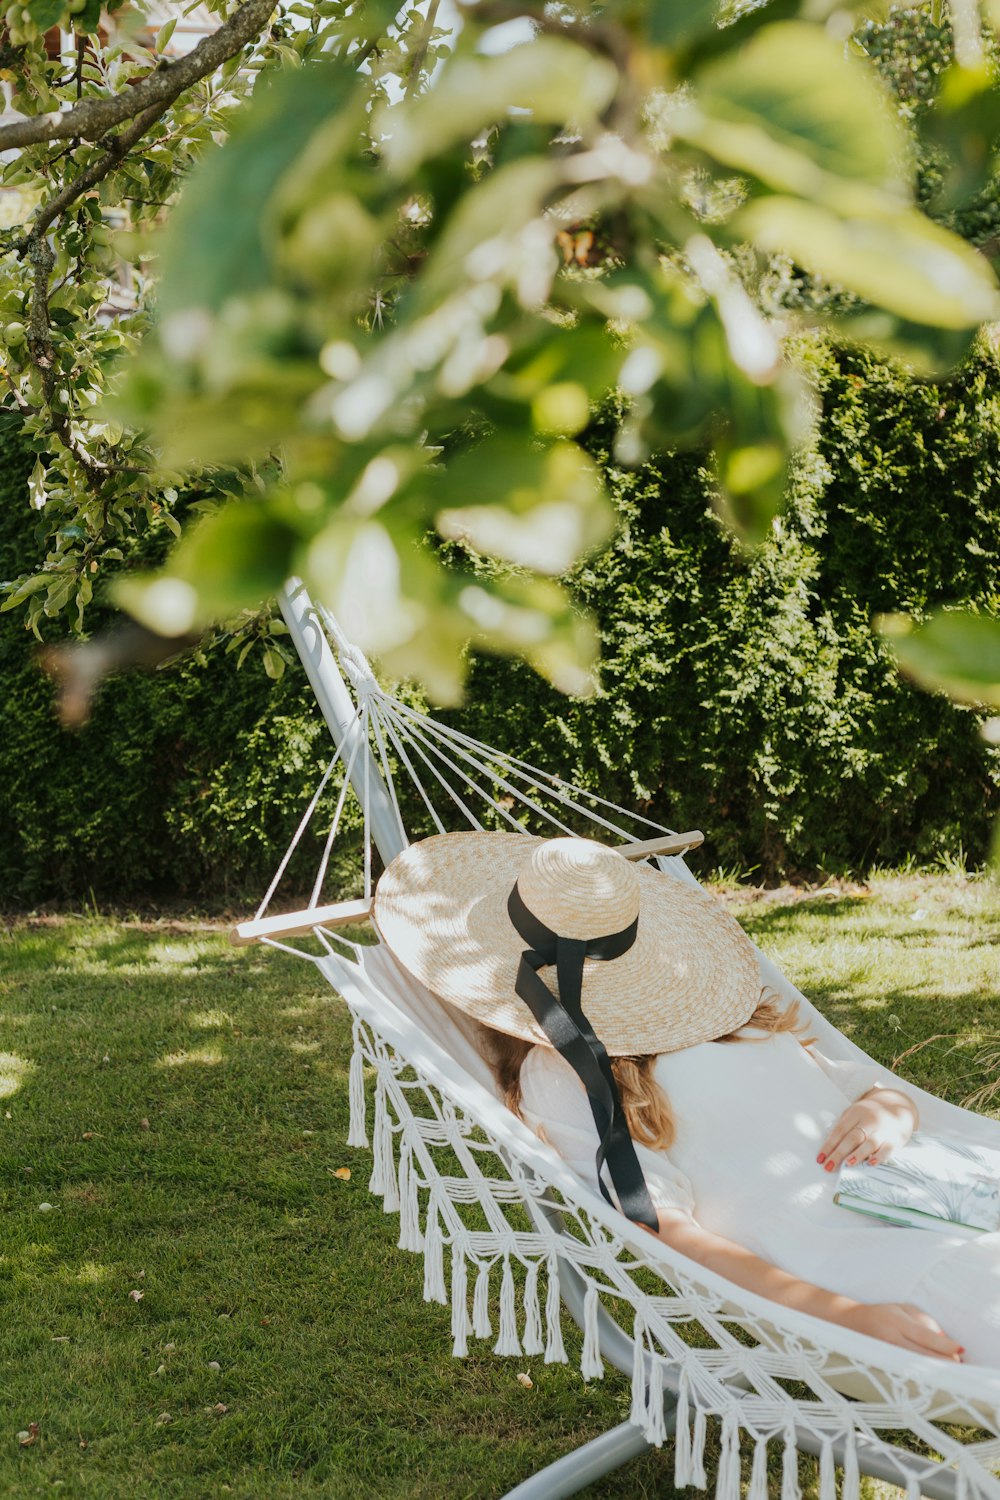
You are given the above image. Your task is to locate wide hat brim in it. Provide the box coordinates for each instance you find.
[373,831,762,1056]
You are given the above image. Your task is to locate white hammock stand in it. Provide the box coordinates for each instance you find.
[236,578,1000,1500]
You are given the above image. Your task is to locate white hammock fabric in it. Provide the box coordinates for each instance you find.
[260,586,1000,1500]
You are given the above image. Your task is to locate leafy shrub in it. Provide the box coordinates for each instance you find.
[2,339,1000,904]
[454,340,1000,877]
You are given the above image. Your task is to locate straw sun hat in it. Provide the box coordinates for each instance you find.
[373,831,763,1057]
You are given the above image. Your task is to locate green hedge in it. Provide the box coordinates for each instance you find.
[2,339,1000,904]
[457,342,1000,876]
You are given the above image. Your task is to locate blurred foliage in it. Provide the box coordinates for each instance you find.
[6,331,1000,901]
[5,0,1000,706]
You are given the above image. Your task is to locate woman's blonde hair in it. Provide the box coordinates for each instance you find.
[489,988,813,1153]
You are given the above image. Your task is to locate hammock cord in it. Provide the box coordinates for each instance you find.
[254,743,345,920]
[309,706,366,911]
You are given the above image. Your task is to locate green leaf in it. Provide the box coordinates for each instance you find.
[414,157,560,309]
[380,38,618,178]
[0,573,49,613]
[262,645,286,680]
[27,0,66,31]
[681,21,910,206]
[737,197,1000,329]
[74,0,102,36]
[455,572,600,699]
[155,16,177,51]
[880,610,1000,707]
[641,0,720,50]
[923,63,1000,209]
[434,437,611,574]
[157,62,361,319]
[28,457,46,512]
[114,503,297,635]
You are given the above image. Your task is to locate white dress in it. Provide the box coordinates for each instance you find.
[520,1030,1000,1365]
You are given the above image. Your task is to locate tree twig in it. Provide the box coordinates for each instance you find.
[19,93,176,246]
[0,0,278,151]
[403,0,441,100]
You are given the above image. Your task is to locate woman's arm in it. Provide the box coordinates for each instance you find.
[654,1210,963,1361]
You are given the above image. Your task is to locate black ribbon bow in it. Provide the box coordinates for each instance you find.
[507,883,659,1231]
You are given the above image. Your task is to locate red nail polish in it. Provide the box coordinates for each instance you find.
[817,1153,826,1164]
[825,1161,834,1172]
[847,1156,857,1166]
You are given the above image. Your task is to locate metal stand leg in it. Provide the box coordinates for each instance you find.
[278,577,406,865]
[501,1412,671,1500]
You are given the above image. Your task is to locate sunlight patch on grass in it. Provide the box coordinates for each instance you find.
[0,1051,34,1097]
[287,1039,321,1054]
[74,1260,111,1284]
[156,1045,226,1068]
[189,1009,233,1030]
[147,939,215,967]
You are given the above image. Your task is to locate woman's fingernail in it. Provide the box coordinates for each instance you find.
[958,1347,965,1354]
[817,1153,826,1164]
[824,1161,835,1172]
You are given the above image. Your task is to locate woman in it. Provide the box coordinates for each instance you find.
[373,829,1000,1367]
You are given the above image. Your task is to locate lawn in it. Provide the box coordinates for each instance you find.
[1,872,999,1499]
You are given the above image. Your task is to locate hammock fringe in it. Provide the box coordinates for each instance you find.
[450,1246,470,1358]
[580,1284,604,1381]
[522,1259,543,1356]
[422,1198,447,1305]
[543,1255,566,1365]
[347,1041,368,1148]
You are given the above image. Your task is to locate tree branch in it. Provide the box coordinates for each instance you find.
[19,94,175,246]
[0,0,278,152]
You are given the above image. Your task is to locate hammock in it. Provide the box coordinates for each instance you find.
[234,579,1000,1500]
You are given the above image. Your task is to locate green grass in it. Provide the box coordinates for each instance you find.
[1,873,999,1498]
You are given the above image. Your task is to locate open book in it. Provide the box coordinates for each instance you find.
[834,1131,1000,1233]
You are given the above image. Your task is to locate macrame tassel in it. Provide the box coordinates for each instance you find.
[819,1439,836,1500]
[781,1424,801,1500]
[450,1245,470,1358]
[522,1260,543,1356]
[543,1256,566,1364]
[369,1085,399,1210]
[630,1315,647,1430]
[472,1261,493,1339]
[717,1409,741,1500]
[840,1430,859,1500]
[494,1257,523,1357]
[672,1366,692,1484]
[396,1140,423,1252]
[367,1085,386,1196]
[380,1114,399,1213]
[644,1350,665,1447]
[580,1284,604,1381]
[690,1406,708,1489]
[748,1438,769,1500]
[422,1198,446,1305]
[346,1042,368,1148]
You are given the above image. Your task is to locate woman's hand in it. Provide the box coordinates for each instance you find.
[818,1087,918,1171]
[838,1302,964,1361]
